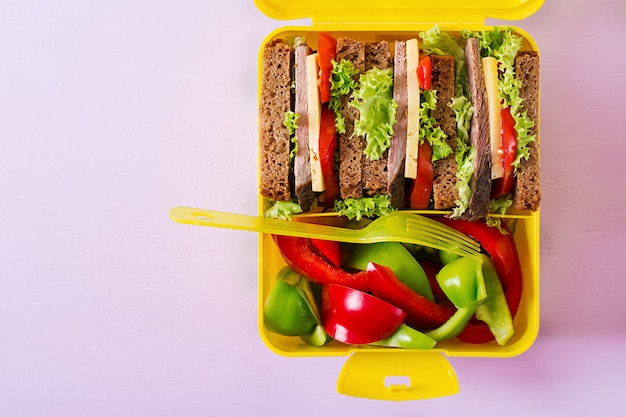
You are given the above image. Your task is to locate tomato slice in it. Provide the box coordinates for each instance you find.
[319,105,339,204]
[491,107,517,198]
[409,140,433,209]
[321,283,406,345]
[311,238,342,268]
[417,56,432,90]
[317,33,337,104]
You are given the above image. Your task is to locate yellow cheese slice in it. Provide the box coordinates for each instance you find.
[482,56,503,179]
[404,38,420,179]
[307,53,323,192]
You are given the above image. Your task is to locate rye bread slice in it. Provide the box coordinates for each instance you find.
[430,54,459,209]
[362,41,391,196]
[512,50,541,211]
[259,39,293,202]
[336,37,366,199]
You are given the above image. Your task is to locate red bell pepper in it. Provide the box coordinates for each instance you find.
[311,238,342,267]
[367,262,455,330]
[317,33,337,104]
[409,140,434,209]
[417,56,432,90]
[273,235,369,292]
[321,284,406,345]
[491,107,517,199]
[319,106,339,204]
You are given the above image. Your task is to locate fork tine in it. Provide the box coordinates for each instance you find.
[406,221,480,250]
[405,216,480,247]
[404,217,482,257]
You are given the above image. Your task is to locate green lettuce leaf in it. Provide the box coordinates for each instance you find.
[329,59,360,134]
[448,96,475,218]
[451,146,476,219]
[349,67,398,161]
[420,89,451,161]
[283,111,300,161]
[264,200,303,220]
[334,194,395,221]
[486,197,513,232]
[283,111,299,136]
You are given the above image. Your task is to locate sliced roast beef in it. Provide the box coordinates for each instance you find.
[294,44,315,211]
[387,40,407,208]
[460,37,491,221]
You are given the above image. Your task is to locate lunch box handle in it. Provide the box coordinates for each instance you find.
[337,351,459,400]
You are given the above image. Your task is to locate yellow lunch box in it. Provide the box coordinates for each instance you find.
[254,0,542,400]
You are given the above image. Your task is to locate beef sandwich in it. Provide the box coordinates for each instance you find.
[258,27,540,221]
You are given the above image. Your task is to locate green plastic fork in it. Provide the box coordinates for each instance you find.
[169,207,482,259]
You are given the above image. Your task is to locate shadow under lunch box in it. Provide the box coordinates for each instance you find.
[260,0,542,401]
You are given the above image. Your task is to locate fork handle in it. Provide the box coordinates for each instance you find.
[169,206,353,241]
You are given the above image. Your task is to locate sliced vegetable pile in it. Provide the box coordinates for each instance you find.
[263,216,522,349]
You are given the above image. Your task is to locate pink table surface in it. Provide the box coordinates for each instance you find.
[2,0,625,416]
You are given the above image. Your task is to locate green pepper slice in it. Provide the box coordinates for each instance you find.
[370,324,436,349]
[263,267,318,337]
[344,242,435,302]
[475,255,514,346]
[425,257,486,341]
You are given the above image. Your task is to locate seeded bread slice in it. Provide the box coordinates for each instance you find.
[512,50,541,211]
[259,39,293,202]
[430,54,459,209]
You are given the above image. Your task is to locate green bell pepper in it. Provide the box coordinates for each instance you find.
[426,256,486,341]
[300,324,332,347]
[344,242,435,302]
[436,256,486,309]
[263,267,319,337]
[370,324,436,349]
[475,255,515,346]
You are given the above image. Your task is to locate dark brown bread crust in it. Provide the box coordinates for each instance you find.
[430,54,459,209]
[337,37,366,199]
[259,39,293,202]
[512,50,541,211]
[362,41,391,196]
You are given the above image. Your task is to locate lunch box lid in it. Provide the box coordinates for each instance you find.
[247,0,543,401]
[254,0,544,25]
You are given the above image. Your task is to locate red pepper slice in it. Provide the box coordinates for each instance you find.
[321,284,406,345]
[311,238,342,267]
[319,106,339,204]
[491,107,517,198]
[420,259,451,306]
[435,218,523,344]
[273,235,369,292]
[417,56,432,90]
[409,140,433,209]
[317,33,337,104]
[367,262,455,330]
